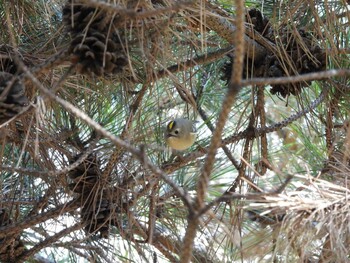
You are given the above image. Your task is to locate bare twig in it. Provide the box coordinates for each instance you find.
[242,69,350,87]
[80,0,194,20]
[197,0,245,211]
[203,2,266,61]
[0,200,80,239]
[155,46,234,80]
[16,223,84,263]
[180,1,246,262]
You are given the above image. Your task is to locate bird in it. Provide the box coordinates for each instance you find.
[165,118,196,151]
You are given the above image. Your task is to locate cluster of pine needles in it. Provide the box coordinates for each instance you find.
[0,0,350,262]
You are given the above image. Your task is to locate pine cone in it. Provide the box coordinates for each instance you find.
[62,0,106,35]
[221,9,327,98]
[68,153,100,180]
[0,238,26,262]
[0,210,27,262]
[68,153,101,196]
[221,55,258,84]
[246,9,272,39]
[67,152,123,239]
[221,58,233,84]
[81,189,122,238]
[63,0,127,77]
[0,45,19,74]
[71,30,127,76]
[0,209,11,226]
[0,72,29,124]
[67,153,118,238]
[269,29,326,97]
[81,194,112,237]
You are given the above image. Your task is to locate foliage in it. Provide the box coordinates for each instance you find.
[0,0,350,262]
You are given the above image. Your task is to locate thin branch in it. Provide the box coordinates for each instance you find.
[100,83,151,183]
[0,200,80,239]
[196,0,245,207]
[154,46,234,80]
[27,48,71,78]
[180,1,246,262]
[16,223,84,263]
[80,0,194,20]
[0,137,99,178]
[242,69,350,87]
[203,2,266,61]
[198,175,293,216]
[256,86,268,175]
[197,106,240,170]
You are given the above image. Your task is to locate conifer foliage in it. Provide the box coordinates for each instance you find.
[0,1,349,262]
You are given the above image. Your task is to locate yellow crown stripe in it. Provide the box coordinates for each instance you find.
[168,121,174,130]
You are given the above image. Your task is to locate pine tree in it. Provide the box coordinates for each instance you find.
[0,0,349,262]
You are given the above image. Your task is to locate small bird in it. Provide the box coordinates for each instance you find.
[165,118,196,151]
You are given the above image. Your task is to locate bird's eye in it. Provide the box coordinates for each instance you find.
[174,130,179,134]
